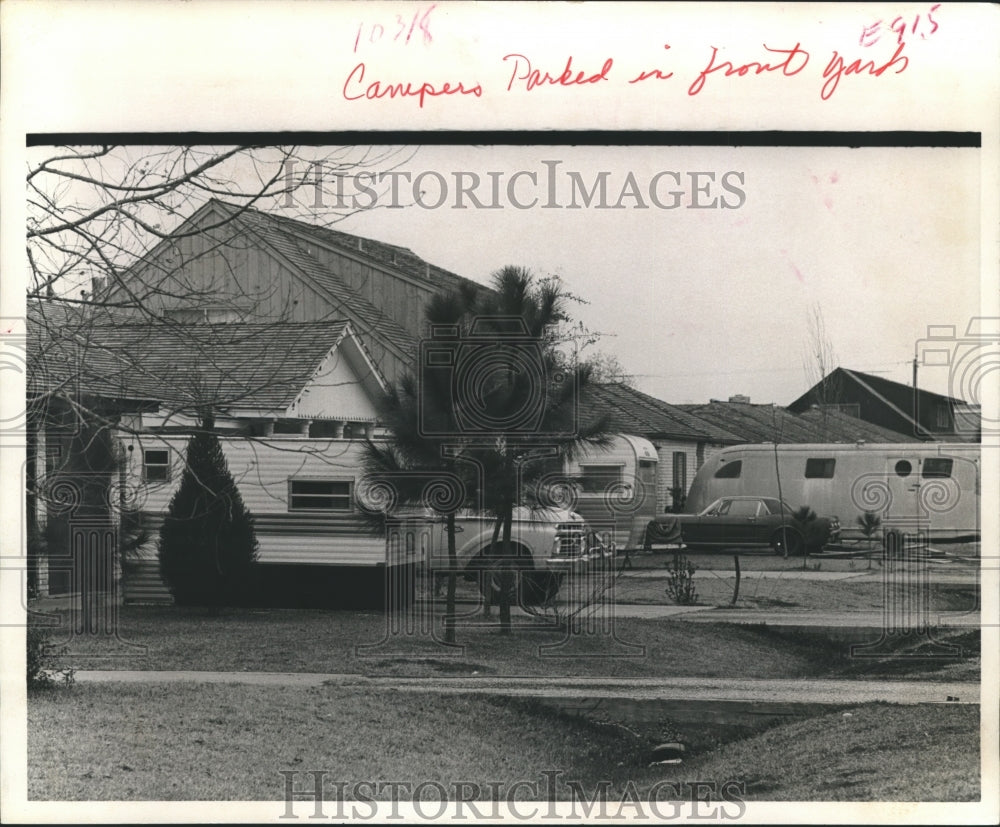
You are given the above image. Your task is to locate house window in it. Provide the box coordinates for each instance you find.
[714,460,742,479]
[922,458,953,479]
[143,449,171,482]
[672,452,687,491]
[804,458,836,479]
[578,465,623,494]
[309,421,341,438]
[273,420,305,435]
[289,479,353,511]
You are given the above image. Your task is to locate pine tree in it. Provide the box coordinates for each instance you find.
[158,417,259,607]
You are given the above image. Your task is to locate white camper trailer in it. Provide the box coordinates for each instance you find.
[685,442,980,543]
[564,434,659,549]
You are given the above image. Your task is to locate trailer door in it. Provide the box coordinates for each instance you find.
[884,455,923,532]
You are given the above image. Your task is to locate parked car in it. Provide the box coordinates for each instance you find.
[393,506,613,605]
[649,496,840,555]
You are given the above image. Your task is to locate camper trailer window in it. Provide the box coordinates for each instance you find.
[142,449,170,482]
[713,460,742,479]
[804,458,836,479]
[894,460,913,477]
[289,479,353,511]
[922,458,953,479]
[579,465,623,493]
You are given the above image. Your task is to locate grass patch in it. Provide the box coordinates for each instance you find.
[752,628,980,682]
[32,605,979,681]
[34,606,841,679]
[655,702,980,801]
[615,573,978,613]
[28,684,979,802]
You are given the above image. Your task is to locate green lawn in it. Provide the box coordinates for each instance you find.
[27,683,979,802]
[32,605,979,681]
[614,571,978,612]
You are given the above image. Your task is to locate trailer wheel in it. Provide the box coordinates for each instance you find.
[771,528,804,557]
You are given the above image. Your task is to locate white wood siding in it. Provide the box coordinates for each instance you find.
[121,434,392,566]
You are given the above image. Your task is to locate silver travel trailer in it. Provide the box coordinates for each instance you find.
[563,434,660,549]
[685,442,980,543]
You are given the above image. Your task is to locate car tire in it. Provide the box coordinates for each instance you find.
[771,528,804,557]
[474,547,554,606]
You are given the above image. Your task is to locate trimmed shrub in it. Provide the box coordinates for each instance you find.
[158,424,259,607]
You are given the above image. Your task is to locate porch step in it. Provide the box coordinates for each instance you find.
[122,560,173,605]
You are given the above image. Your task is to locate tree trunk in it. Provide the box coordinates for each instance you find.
[731,555,741,605]
[482,518,502,617]
[444,513,457,644]
[499,507,513,635]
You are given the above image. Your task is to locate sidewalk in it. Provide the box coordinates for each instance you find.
[71,670,979,706]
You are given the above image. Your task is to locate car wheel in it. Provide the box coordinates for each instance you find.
[475,548,546,606]
[771,528,804,557]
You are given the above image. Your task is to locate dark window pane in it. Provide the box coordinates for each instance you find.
[894,460,912,477]
[289,479,352,511]
[922,458,953,479]
[804,458,836,479]
[714,460,742,479]
[579,465,622,494]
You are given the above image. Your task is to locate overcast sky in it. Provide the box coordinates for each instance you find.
[320,144,981,406]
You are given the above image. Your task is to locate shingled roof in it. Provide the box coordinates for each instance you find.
[580,383,743,443]
[27,300,374,415]
[676,400,921,444]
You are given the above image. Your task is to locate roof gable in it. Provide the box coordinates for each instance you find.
[28,302,386,419]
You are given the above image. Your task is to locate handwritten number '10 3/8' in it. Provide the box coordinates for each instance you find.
[354,5,436,53]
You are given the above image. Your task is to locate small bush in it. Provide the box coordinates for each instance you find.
[27,627,75,691]
[792,505,831,554]
[665,553,698,605]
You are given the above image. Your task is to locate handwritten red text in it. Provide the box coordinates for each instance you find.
[629,45,675,84]
[503,54,613,92]
[821,41,909,100]
[353,4,436,52]
[342,63,482,108]
[688,43,810,96]
[860,4,940,47]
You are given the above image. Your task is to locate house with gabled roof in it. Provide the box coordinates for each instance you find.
[27,298,397,602]
[99,199,490,384]
[787,367,981,442]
